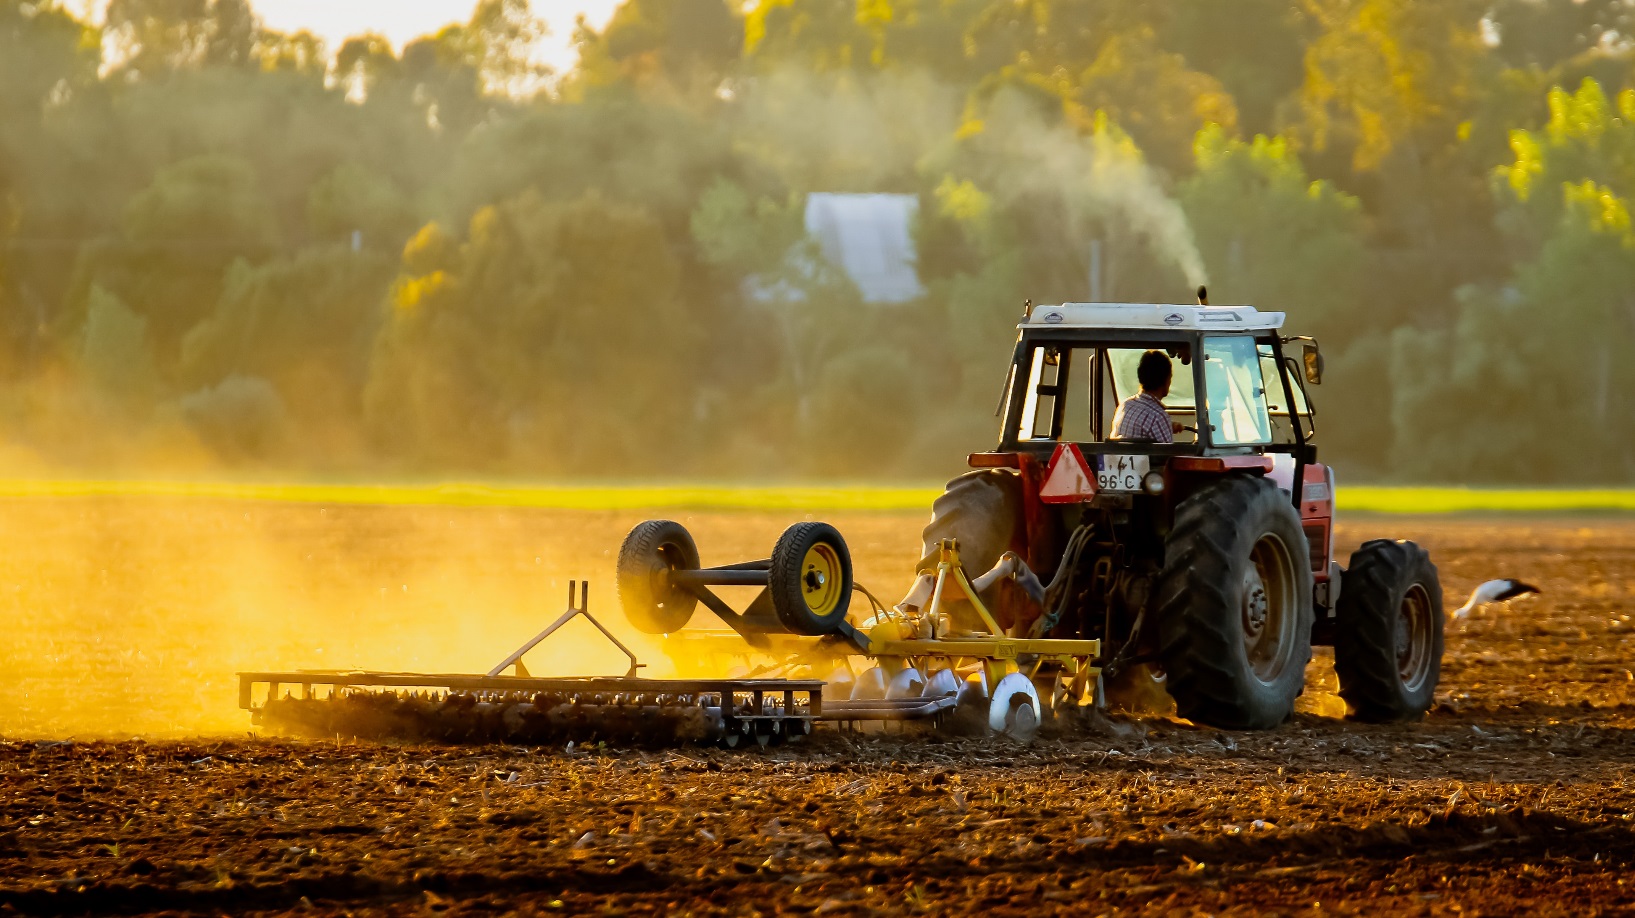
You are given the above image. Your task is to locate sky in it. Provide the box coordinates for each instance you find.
[76,0,624,76]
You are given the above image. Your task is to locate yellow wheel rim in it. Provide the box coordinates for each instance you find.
[800,542,843,617]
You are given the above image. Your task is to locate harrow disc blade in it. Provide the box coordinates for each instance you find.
[988,673,1042,742]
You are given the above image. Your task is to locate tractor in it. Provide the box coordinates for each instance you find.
[920,297,1444,728]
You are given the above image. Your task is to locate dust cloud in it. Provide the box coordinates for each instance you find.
[0,498,921,739]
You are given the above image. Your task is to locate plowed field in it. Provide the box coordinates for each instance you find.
[2,500,1634,915]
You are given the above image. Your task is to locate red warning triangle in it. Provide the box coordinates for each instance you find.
[1039,444,1098,504]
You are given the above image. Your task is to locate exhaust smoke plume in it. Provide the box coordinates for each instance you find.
[972,91,1210,290]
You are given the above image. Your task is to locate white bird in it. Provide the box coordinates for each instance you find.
[1451,579,1541,621]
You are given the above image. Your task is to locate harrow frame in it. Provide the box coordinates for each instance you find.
[239,581,825,747]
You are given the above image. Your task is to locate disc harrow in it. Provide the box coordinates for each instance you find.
[246,675,821,748]
[240,523,1105,749]
[239,582,822,749]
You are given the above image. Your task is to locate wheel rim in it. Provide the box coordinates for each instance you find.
[1397,583,1434,693]
[800,542,843,617]
[1242,533,1296,684]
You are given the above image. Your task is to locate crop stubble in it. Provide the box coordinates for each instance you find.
[2,499,1634,914]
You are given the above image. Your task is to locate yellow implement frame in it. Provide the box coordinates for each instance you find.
[664,538,1102,711]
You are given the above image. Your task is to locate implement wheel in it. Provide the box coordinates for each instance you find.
[769,522,852,635]
[616,520,700,634]
[1157,475,1313,729]
[1334,539,1443,723]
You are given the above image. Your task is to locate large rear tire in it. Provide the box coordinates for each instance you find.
[616,520,700,634]
[918,470,1025,572]
[1157,475,1313,729]
[917,470,1027,630]
[1334,539,1443,722]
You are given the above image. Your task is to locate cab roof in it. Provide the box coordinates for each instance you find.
[1023,302,1285,332]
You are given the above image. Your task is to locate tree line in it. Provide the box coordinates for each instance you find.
[1,0,1632,482]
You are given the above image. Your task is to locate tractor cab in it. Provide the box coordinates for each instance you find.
[972,302,1327,525]
[992,302,1317,457]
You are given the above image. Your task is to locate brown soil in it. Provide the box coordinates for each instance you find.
[4,507,1635,915]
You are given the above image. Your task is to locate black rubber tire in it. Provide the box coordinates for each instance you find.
[615,519,700,634]
[917,470,1025,575]
[1156,475,1314,729]
[768,521,853,635]
[1334,539,1443,723]
[917,470,1029,631]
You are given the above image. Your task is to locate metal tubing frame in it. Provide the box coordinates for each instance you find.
[486,580,643,678]
[922,539,1006,636]
[822,695,959,721]
[669,569,772,588]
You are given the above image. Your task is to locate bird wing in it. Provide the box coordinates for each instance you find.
[1492,580,1541,603]
[1470,580,1509,605]
[1455,579,1541,619]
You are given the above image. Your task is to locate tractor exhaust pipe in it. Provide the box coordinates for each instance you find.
[1196,285,1208,306]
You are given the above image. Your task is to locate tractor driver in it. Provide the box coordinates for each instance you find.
[1111,350,1185,443]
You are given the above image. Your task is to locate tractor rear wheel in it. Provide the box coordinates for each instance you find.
[918,470,1026,629]
[1334,539,1443,722]
[616,520,700,634]
[1157,475,1313,729]
[919,470,1024,571]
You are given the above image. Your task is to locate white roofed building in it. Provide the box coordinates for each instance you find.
[803,193,925,304]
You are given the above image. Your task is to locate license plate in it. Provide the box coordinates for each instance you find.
[1095,454,1149,492]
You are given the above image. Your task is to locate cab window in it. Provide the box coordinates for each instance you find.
[1017,346,1064,440]
[1106,347,1198,444]
[1202,336,1272,446]
[1259,343,1311,445]
[1258,345,1309,415]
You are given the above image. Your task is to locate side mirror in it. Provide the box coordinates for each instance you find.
[1302,344,1324,385]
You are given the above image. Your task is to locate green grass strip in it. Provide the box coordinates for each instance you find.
[0,480,1629,513]
[1335,487,1635,514]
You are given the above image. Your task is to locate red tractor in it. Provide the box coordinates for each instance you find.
[923,299,1443,728]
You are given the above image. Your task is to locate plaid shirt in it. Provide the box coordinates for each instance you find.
[1112,391,1174,443]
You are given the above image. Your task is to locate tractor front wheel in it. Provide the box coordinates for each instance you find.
[1157,476,1314,729]
[1334,539,1443,722]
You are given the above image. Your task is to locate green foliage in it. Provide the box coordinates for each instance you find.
[1071,27,1239,176]
[364,191,699,472]
[81,286,158,406]
[179,246,393,407]
[1393,175,1635,482]
[88,154,276,357]
[1498,80,1635,241]
[578,0,741,93]
[1300,0,1488,172]
[1157,0,1307,136]
[808,345,925,474]
[175,374,286,458]
[4,0,1635,481]
[1179,125,1364,338]
[689,178,805,277]
[306,162,418,246]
